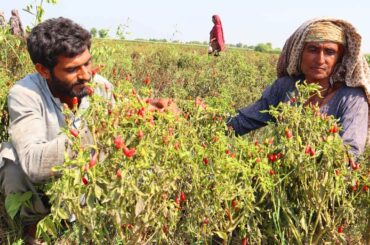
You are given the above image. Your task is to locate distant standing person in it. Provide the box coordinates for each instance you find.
[209,14,225,55]
[0,10,6,28]
[9,9,24,37]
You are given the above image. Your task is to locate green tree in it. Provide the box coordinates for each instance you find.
[90,27,97,38]
[98,28,109,38]
[254,42,273,52]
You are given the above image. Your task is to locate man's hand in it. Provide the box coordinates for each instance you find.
[148,98,181,115]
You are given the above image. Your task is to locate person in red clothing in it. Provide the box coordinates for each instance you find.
[209,14,225,55]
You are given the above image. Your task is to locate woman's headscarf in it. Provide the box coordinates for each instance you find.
[277,17,370,103]
[277,17,370,144]
[210,15,225,51]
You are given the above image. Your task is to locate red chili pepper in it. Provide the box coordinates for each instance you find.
[162,136,168,144]
[329,124,339,134]
[175,196,180,206]
[305,145,311,154]
[72,97,78,105]
[70,128,79,138]
[116,169,122,179]
[180,192,186,202]
[285,128,292,139]
[86,87,94,96]
[138,107,145,117]
[242,237,248,245]
[309,148,315,157]
[337,225,344,233]
[268,154,277,162]
[82,176,89,185]
[137,130,144,139]
[231,199,238,210]
[351,161,360,170]
[114,136,124,150]
[123,146,136,158]
[89,153,98,168]
[203,157,209,165]
[277,152,284,159]
[203,217,209,225]
[162,224,168,233]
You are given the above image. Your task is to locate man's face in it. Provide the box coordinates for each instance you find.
[48,48,92,99]
[300,42,343,84]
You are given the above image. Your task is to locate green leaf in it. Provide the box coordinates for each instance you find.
[215,231,228,241]
[94,184,102,199]
[56,208,69,220]
[5,192,33,219]
[300,215,308,234]
[38,216,58,238]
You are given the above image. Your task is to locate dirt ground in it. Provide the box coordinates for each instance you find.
[0,196,20,244]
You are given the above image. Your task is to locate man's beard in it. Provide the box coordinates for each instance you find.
[49,72,91,99]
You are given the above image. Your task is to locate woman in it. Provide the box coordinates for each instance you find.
[9,9,24,37]
[209,15,225,55]
[227,18,370,158]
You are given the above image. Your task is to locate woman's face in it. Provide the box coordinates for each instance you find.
[300,41,343,84]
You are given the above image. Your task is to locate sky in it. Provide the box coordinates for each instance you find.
[2,0,370,53]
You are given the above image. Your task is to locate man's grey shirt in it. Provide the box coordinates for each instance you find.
[0,73,114,183]
[228,76,369,157]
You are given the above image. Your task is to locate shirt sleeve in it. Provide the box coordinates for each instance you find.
[227,79,286,136]
[8,85,66,183]
[338,90,368,158]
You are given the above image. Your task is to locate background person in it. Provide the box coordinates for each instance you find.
[208,14,225,55]
[0,10,6,28]
[227,18,370,158]
[9,9,24,37]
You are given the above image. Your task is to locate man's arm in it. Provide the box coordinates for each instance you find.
[8,85,67,183]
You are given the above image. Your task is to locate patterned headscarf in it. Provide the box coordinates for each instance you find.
[305,21,346,45]
[277,17,370,145]
[277,18,370,103]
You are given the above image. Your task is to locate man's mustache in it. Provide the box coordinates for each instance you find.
[74,77,91,86]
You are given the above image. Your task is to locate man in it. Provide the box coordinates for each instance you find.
[0,17,115,242]
[227,18,370,158]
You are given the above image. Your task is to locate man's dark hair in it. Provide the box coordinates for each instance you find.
[27,17,91,70]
